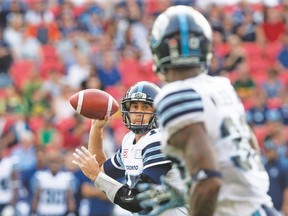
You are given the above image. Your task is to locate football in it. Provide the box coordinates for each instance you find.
[69,89,119,119]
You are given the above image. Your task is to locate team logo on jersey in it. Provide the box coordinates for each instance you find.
[135,149,142,159]
[123,149,128,158]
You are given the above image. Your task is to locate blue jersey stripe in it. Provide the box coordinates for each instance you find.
[157,91,201,114]
[142,142,161,156]
[141,141,167,167]
[114,150,124,168]
[178,14,189,55]
[162,107,204,127]
[143,154,167,166]
[142,146,161,159]
[159,100,203,123]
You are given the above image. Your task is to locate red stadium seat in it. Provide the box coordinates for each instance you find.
[265,42,281,63]
[9,60,36,89]
[118,58,146,90]
[242,42,265,60]
[214,43,231,57]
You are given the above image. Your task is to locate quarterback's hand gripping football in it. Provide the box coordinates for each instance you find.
[72,146,100,182]
[136,176,188,216]
[91,114,110,129]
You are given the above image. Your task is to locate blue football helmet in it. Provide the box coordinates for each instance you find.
[121,81,160,134]
[150,5,213,74]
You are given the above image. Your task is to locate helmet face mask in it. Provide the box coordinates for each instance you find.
[150,5,213,75]
[121,81,160,134]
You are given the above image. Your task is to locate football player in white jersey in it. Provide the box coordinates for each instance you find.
[30,151,77,216]
[136,5,280,216]
[0,144,19,215]
[72,81,188,215]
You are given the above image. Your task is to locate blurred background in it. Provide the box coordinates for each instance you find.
[0,0,288,215]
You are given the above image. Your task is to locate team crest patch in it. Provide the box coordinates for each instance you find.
[135,150,142,159]
[123,149,128,158]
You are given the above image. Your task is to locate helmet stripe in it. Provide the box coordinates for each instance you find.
[137,82,144,93]
[177,14,189,56]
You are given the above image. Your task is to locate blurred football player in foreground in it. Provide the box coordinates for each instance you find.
[72,81,188,215]
[136,5,280,216]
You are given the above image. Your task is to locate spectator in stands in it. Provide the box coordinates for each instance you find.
[42,68,63,97]
[65,54,92,90]
[61,114,89,151]
[51,83,75,123]
[25,0,60,45]
[233,62,255,101]
[0,115,18,149]
[246,90,271,127]
[24,0,54,26]
[56,29,90,68]
[263,137,288,215]
[256,5,285,44]
[10,130,37,173]
[223,35,246,72]
[37,115,62,148]
[96,50,122,90]
[278,92,288,125]
[3,13,25,60]
[57,10,79,38]
[262,68,285,98]
[0,0,27,28]
[0,29,13,74]
[277,31,288,70]
[234,9,258,42]
[79,1,104,39]
[5,85,28,116]
[18,29,42,63]
[208,54,225,76]
[206,3,223,33]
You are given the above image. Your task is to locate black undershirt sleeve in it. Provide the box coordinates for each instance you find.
[113,163,172,213]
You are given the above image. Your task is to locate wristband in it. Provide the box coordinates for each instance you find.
[94,172,123,202]
[192,169,222,182]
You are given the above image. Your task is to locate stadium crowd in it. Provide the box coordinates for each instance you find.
[0,0,288,215]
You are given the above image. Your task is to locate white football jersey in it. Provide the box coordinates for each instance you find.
[110,128,188,216]
[111,129,170,187]
[31,170,77,216]
[0,156,18,204]
[154,73,273,216]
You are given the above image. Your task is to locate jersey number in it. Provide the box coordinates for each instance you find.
[42,189,65,204]
[220,116,263,171]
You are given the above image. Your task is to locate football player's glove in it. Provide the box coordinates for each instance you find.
[136,175,189,216]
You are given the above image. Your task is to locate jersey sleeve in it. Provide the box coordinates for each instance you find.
[142,140,170,170]
[155,83,204,139]
[103,147,126,180]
